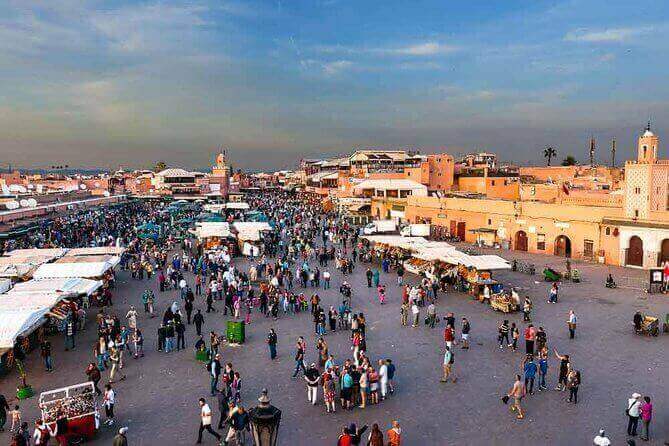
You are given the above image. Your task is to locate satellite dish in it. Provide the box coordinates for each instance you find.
[8,200,20,210]
[94,182,100,188]
[27,198,38,207]
[19,199,29,207]
[103,191,111,197]
[80,184,87,190]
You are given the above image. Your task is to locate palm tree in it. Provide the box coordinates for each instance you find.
[154,161,167,172]
[543,146,557,166]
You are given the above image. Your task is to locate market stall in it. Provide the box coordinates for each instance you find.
[8,278,103,297]
[56,254,121,268]
[0,308,49,349]
[32,261,115,280]
[40,382,99,442]
[66,247,126,257]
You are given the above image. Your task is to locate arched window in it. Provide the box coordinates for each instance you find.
[605,227,611,236]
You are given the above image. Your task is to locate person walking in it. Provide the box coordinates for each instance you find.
[40,340,53,372]
[567,310,577,339]
[85,362,102,395]
[461,317,471,349]
[267,329,277,360]
[103,384,116,426]
[194,310,204,337]
[196,398,222,444]
[440,346,454,383]
[507,374,526,420]
[524,324,536,355]
[498,320,510,349]
[626,393,642,437]
[639,395,652,441]
[305,363,320,405]
[566,369,580,404]
[365,268,373,288]
[400,301,409,327]
[537,352,548,391]
[367,423,384,446]
[209,354,222,396]
[522,296,532,322]
[112,427,129,446]
[554,349,570,391]
[523,355,537,395]
[291,337,307,378]
[411,302,420,328]
[593,429,611,446]
[386,420,402,446]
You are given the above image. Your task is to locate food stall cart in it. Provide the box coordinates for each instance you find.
[490,293,519,313]
[40,382,99,442]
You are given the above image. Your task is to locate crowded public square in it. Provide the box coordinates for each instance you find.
[0,192,666,446]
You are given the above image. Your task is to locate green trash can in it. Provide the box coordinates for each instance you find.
[226,321,245,344]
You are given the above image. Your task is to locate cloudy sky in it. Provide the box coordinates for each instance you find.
[1,0,668,171]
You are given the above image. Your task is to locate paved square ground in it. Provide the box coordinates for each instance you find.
[1,247,667,445]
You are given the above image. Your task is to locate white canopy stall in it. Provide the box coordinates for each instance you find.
[0,308,49,349]
[8,278,103,297]
[33,262,114,280]
[66,247,126,257]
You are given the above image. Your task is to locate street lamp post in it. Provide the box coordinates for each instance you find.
[248,389,282,446]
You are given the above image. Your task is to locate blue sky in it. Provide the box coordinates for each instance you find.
[1,0,668,170]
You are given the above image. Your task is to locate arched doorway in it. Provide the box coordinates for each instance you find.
[626,236,644,267]
[515,231,528,251]
[659,239,669,265]
[554,235,572,258]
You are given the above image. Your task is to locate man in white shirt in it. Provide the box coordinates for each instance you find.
[197,398,221,444]
[567,310,578,339]
[378,359,389,400]
[593,429,611,446]
[411,303,420,328]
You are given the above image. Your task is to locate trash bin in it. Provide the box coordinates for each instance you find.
[226,321,245,344]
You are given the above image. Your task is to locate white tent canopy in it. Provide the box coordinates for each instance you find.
[33,262,114,279]
[8,278,103,296]
[0,263,38,279]
[232,222,272,241]
[189,222,232,239]
[0,308,49,348]
[3,248,68,259]
[224,202,250,210]
[67,247,126,256]
[0,293,66,312]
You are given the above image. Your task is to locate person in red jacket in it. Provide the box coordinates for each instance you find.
[337,425,352,446]
[444,325,455,349]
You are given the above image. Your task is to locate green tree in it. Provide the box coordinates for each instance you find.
[561,155,577,166]
[154,161,167,172]
[543,146,557,166]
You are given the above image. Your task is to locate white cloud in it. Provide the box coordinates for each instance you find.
[386,42,455,56]
[300,59,353,76]
[564,26,655,43]
[69,80,134,124]
[322,60,352,75]
[90,3,211,53]
[314,41,457,57]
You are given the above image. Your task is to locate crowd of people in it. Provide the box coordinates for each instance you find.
[0,190,663,446]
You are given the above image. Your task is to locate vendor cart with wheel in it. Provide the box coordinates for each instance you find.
[39,382,99,443]
[543,268,561,282]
